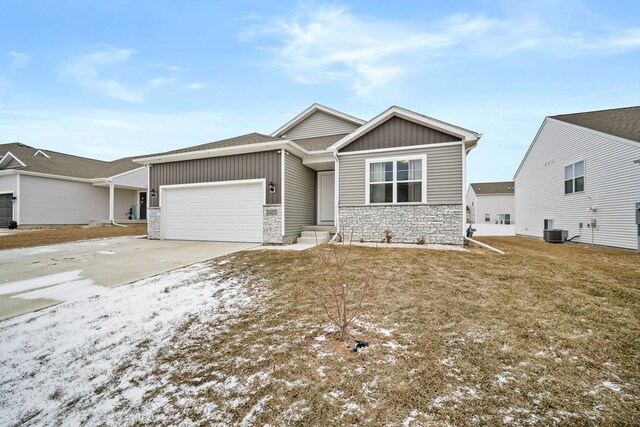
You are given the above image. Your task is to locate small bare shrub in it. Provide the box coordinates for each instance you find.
[416,236,426,245]
[383,229,393,244]
[359,237,365,243]
[313,228,379,340]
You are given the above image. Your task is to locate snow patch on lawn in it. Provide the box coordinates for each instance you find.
[0,262,260,426]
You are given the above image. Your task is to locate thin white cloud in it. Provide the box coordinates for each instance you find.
[148,77,176,87]
[245,4,640,97]
[65,46,143,102]
[186,82,208,90]
[9,51,31,71]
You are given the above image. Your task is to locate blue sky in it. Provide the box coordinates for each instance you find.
[1,0,639,183]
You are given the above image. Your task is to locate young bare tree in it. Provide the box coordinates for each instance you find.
[312,225,379,341]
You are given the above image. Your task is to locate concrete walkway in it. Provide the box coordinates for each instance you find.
[0,237,257,320]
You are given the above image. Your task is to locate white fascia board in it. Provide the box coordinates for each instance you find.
[513,117,548,181]
[133,140,311,165]
[336,140,463,157]
[328,106,480,151]
[302,151,334,165]
[271,103,366,138]
[548,117,640,148]
[0,151,27,169]
[0,169,18,177]
[33,149,50,158]
[5,170,95,183]
[513,117,640,181]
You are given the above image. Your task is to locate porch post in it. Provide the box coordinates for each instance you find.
[109,183,115,222]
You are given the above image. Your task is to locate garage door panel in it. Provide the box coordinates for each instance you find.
[162,182,264,242]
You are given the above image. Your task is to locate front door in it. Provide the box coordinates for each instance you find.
[317,171,335,225]
[139,192,147,220]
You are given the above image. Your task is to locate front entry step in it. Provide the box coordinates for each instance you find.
[296,230,331,245]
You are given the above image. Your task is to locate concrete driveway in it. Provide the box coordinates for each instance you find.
[0,237,257,320]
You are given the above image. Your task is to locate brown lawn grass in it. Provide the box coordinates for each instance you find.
[142,237,639,425]
[0,224,147,250]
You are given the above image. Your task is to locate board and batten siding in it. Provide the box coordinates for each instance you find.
[149,151,281,208]
[515,118,640,250]
[339,145,463,206]
[340,116,462,153]
[284,110,360,140]
[284,153,316,237]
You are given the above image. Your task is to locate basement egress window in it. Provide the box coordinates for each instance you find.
[367,155,426,204]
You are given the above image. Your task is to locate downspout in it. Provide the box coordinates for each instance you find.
[334,150,340,236]
[106,179,128,227]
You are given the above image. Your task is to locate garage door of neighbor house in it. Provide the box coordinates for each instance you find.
[162,180,264,243]
[0,194,13,228]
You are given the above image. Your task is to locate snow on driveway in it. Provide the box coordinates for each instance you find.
[0,261,259,426]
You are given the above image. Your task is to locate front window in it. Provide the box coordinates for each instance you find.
[367,157,425,204]
[564,161,585,194]
[498,214,511,225]
[485,213,490,222]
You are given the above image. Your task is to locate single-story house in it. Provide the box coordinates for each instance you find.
[466,181,515,224]
[134,104,481,245]
[514,106,640,250]
[0,143,148,228]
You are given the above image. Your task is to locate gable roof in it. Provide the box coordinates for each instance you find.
[271,103,365,138]
[329,106,481,151]
[550,106,640,143]
[470,181,514,195]
[0,142,142,179]
[291,134,348,151]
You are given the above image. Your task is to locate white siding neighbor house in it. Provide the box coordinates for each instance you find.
[514,106,640,250]
[466,181,515,236]
[466,181,515,224]
[0,143,148,228]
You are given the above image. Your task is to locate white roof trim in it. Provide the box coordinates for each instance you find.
[0,151,26,169]
[271,103,365,138]
[327,106,480,151]
[133,140,311,165]
[513,117,640,180]
[33,149,50,158]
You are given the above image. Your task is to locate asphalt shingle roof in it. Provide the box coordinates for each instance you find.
[550,106,640,143]
[138,133,283,158]
[0,143,141,179]
[470,181,515,195]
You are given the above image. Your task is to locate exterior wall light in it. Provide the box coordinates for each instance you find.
[268,181,276,194]
[150,189,157,198]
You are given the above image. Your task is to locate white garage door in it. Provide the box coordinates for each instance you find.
[162,180,264,242]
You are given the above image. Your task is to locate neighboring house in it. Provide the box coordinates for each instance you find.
[514,106,640,250]
[466,181,515,224]
[134,104,481,245]
[0,143,148,228]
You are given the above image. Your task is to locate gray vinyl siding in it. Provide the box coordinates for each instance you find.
[340,116,461,152]
[339,145,463,206]
[19,175,110,224]
[149,151,281,208]
[515,118,640,250]
[285,110,360,139]
[284,153,316,236]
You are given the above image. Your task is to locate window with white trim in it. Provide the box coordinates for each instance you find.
[564,160,584,194]
[484,213,490,222]
[367,156,426,204]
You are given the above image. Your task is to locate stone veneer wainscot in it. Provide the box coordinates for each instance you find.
[262,205,283,244]
[339,204,463,245]
[147,207,161,240]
